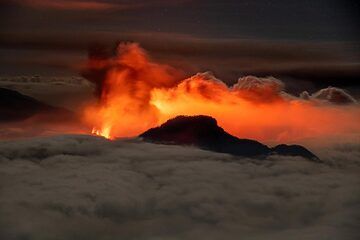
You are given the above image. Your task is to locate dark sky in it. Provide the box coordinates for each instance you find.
[0,0,359,94]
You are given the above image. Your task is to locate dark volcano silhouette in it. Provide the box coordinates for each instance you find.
[140,115,319,161]
[0,87,75,122]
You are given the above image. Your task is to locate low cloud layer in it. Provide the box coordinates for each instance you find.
[0,135,359,240]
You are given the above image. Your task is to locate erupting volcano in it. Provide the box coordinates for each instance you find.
[83,43,359,144]
[2,1,360,239]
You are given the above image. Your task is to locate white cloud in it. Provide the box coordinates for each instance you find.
[0,135,359,240]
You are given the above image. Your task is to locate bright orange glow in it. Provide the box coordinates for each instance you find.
[84,43,360,143]
[151,73,360,143]
[91,126,111,139]
[84,43,182,138]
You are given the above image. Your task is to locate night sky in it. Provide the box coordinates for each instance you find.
[1,0,359,95]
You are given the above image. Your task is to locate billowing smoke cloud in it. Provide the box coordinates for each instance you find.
[151,73,360,144]
[233,75,285,102]
[301,87,358,105]
[81,43,360,143]
[0,135,359,240]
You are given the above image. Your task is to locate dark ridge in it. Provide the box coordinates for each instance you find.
[140,115,319,161]
[271,144,320,162]
[0,87,75,122]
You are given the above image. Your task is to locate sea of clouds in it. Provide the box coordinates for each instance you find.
[0,135,359,240]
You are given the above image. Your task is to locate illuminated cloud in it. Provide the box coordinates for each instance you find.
[233,75,285,102]
[300,90,311,100]
[300,87,358,105]
[311,87,357,105]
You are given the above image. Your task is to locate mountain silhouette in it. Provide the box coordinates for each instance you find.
[0,87,75,122]
[270,144,319,160]
[140,115,319,161]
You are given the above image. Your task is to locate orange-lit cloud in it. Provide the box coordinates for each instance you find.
[151,72,359,143]
[83,43,360,144]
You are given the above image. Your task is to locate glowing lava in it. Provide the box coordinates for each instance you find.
[91,126,112,139]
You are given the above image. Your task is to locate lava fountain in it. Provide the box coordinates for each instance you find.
[83,43,182,139]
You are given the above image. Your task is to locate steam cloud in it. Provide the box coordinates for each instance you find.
[0,135,359,240]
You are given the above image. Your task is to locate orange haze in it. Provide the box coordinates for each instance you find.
[83,43,360,143]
